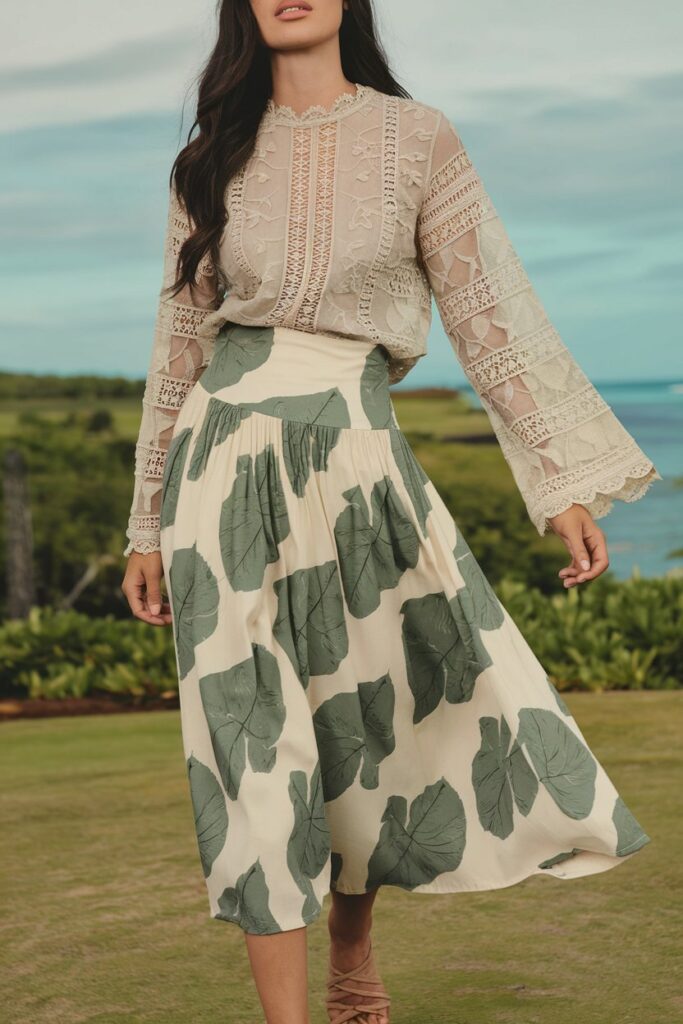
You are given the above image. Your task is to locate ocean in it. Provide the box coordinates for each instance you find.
[463,380,683,580]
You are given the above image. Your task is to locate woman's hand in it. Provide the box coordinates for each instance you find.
[121,551,173,625]
[547,504,610,589]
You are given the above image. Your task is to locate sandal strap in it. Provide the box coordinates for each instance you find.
[326,943,391,1023]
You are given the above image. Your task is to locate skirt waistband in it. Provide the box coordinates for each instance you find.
[198,322,398,430]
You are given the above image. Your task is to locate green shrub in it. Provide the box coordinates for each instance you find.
[0,606,177,700]
[1,574,681,701]
[497,573,683,691]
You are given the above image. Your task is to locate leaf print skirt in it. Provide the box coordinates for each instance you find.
[159,321,650,935]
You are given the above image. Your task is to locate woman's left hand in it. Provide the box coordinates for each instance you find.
[547,504,610,588]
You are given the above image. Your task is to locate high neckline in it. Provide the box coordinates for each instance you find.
[262,82,372,127]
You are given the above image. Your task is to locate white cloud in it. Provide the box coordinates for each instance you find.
[2,0,681,131]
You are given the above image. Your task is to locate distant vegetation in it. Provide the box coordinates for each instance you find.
[0,370,144,402]
[0,371,680,698]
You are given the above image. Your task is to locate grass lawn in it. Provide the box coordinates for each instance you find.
[2,693,680,1024]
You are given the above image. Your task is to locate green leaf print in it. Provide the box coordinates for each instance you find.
[471,716,538,839]
[547,678,572,716]
[313,674,396,800]
[200,324,274,393]
[187,397,251,481]
[358,675,397,783]
[273,561,349,689]
[215,858,281,933]
[279,420,341,497]
[517,708,597,820]
[453,531,505,632]
[219,446,290,591]
[199,644,286,800]
[281,420,318,498]
[360,346,394,428]
[169,544,220,679]
[538,849,581,869]
[286,765,331,921]
[507,737,539,816]
[187,754,228,878]
[311,424,339,473]
[242,390,350,498]
[612,796,649,856]
[254,444,291,563]
[334,478,419,618]
[389,430,432,536]
[366,778,466,890]
[160,427,192,529]
[401,591,492,724]
[330,851,343,887]
[245,387,351,427]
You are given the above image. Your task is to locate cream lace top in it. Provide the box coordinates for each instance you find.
[124,82,658,556]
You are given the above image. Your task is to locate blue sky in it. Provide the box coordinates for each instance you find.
[1,0,681,386]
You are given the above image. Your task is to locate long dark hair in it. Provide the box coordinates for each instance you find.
[169,0,411,298]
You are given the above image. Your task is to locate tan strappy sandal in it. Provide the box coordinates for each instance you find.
[325,940,391,1024]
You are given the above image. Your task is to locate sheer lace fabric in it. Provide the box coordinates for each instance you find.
[124,83,657,555]
[415,112,658,533]
[123,188,221,556]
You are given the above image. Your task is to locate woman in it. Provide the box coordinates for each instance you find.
[121,2,658,1021]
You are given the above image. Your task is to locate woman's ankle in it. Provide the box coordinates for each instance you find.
[328,911,372,958]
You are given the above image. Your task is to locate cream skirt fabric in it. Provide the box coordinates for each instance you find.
[159,322,649,935]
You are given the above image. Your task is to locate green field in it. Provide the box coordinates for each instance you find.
[2,692,680,1024]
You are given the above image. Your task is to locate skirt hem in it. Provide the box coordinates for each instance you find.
[330,840,649,897]
[211,905,324,934]
[208,838,650,934]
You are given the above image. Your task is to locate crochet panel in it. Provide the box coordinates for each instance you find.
[211,86,435,380]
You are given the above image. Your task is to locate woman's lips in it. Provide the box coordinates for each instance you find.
[275,3,312,19]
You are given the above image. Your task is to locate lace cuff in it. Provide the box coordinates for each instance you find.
[123,515,162,557]
[525,444,660,535]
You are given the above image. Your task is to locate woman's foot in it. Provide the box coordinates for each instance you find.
[326,935,390,1024]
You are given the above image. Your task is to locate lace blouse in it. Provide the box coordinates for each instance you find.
[124,82,657,556]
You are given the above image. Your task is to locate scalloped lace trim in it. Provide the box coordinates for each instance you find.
[262,83,371,126]
[530,457,660,536]
[123,537,162,558]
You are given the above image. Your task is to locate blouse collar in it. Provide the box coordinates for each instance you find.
[261,82,373,127]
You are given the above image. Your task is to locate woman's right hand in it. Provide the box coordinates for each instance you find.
[121,551,173,626]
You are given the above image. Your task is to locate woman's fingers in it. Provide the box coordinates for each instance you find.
[558,564,578,579]
[122,556,171,625]
[562,525,609,587]
[548,505,609,589]
[568,530,592,575]
[573,526,609,584]
[142,591,173,625]
[144,572,164,617]
[126,578,163,624]
[557,526,588,587]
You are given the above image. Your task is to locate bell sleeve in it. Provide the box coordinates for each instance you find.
[416,110,659,535]
[123,183,222,556]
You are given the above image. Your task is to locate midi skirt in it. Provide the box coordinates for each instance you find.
[159,322,650,935]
